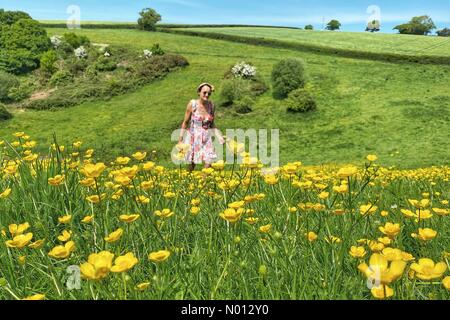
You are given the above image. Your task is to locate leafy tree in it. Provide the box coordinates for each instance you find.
[305,24,314,30]
[437,28,450,37]
[366,20,380,32]
[326,20,341,31]
[394,15,436,35]
[137,8,161,31]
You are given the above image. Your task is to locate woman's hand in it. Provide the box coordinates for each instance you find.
[218,135,226,145]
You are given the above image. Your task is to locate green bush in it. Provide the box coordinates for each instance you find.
[62,33,90,49]
[219,78,253,106]
[0,103,13,121]
[285,88,317,113]
[94,56,117,72]
[49,70,74,86]
[40,50,58,75]
[151,43,165,55]
[271,58,307,100]
[0,71,19,102]
[0,9,32,25]
[7,83,32,102]
[234,96,254,114]
[0,18,51,74]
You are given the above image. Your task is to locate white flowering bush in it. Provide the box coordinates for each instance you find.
[74,46,87,59]
[50,35,62,48]
[231,61,257,79]
[104,51,111,57]
[143,49,153,59]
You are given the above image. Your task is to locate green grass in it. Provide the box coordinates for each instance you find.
[1,28,449,168]
[179,27,450,57]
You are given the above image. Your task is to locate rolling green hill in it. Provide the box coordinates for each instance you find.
[1,28,449,168]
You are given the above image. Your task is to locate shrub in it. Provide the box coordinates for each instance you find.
[305,25,314,30]
[151,43,165,55]
[219,78,252,106]
[94,56,117,72]
[62,33,90,49]
[0,103,13,121]
[7,83,32,102]
[285,88,317,113]
[271,58,307,100]
[0,71,19,102]
[137,8,161,31]
[249,76,269,96]
[40,50,58,75]
[49,70,74,86]
[234,96,254,114]
[0,9,32,25]
[0,18,51,74]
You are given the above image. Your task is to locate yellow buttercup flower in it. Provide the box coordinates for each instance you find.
[368,240,385,252]
[115,156,131,165]
[111,252,139,273]
[81,215,94,223]
[381,248,414,262]
[349,246,367,258]
[366,155,378,162]
[411,228,437,241]
[148,250,171,263]
[264,175,278,185]
[80,251,115,280]
[318,191,329,200]
[219,208,244,223]
[86,194,107,203]
[0,188,12,198]
[9,222,30,236]
[119,214,140,223]
[132,152,147,161]
[245,217,259,225]
[154,209,174,219]
[80,163,107,178]
[443,276,450,290]
[259,224,272,234]
[358,253,406,285]
[104,228,123,243]
[306,231,318,242]
[48,175,65,186]
[136,195,150,203]
[333,184,348,194]
[22,294,45,300]
[228,201,245,209]
[142,161,155,171]
[371,285,394,299]
[58,215,72,224]
[325,236,342,244]
[378,222,400,238]
[48,241,75,259]
[57,230,72,242]
[432,208,449,216]
[5,232,33,248]
[28,239,45,249]
[360,203,378,215]
[136,282,151,291]
[408,199,430,209]
[190,206,200,215]
[410,258,447,280]
[337,166,358,178]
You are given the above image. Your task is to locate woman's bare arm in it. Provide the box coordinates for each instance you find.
[179,101,192,143]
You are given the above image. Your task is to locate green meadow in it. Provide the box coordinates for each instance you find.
[1,27,449,168]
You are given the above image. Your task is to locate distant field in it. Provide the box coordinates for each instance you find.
[179,27,450,57]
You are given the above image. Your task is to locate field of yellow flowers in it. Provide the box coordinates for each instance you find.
[0,132,449,300]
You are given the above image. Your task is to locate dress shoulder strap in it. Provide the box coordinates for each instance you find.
[191,99,197,111]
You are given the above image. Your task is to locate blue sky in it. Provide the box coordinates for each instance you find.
[1,0,449,33]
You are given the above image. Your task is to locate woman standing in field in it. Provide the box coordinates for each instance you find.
[178,83,226,172]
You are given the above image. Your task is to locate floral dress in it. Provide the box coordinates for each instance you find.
[184,99,218,164]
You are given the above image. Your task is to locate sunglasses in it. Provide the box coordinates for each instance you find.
[202,91,212,96]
